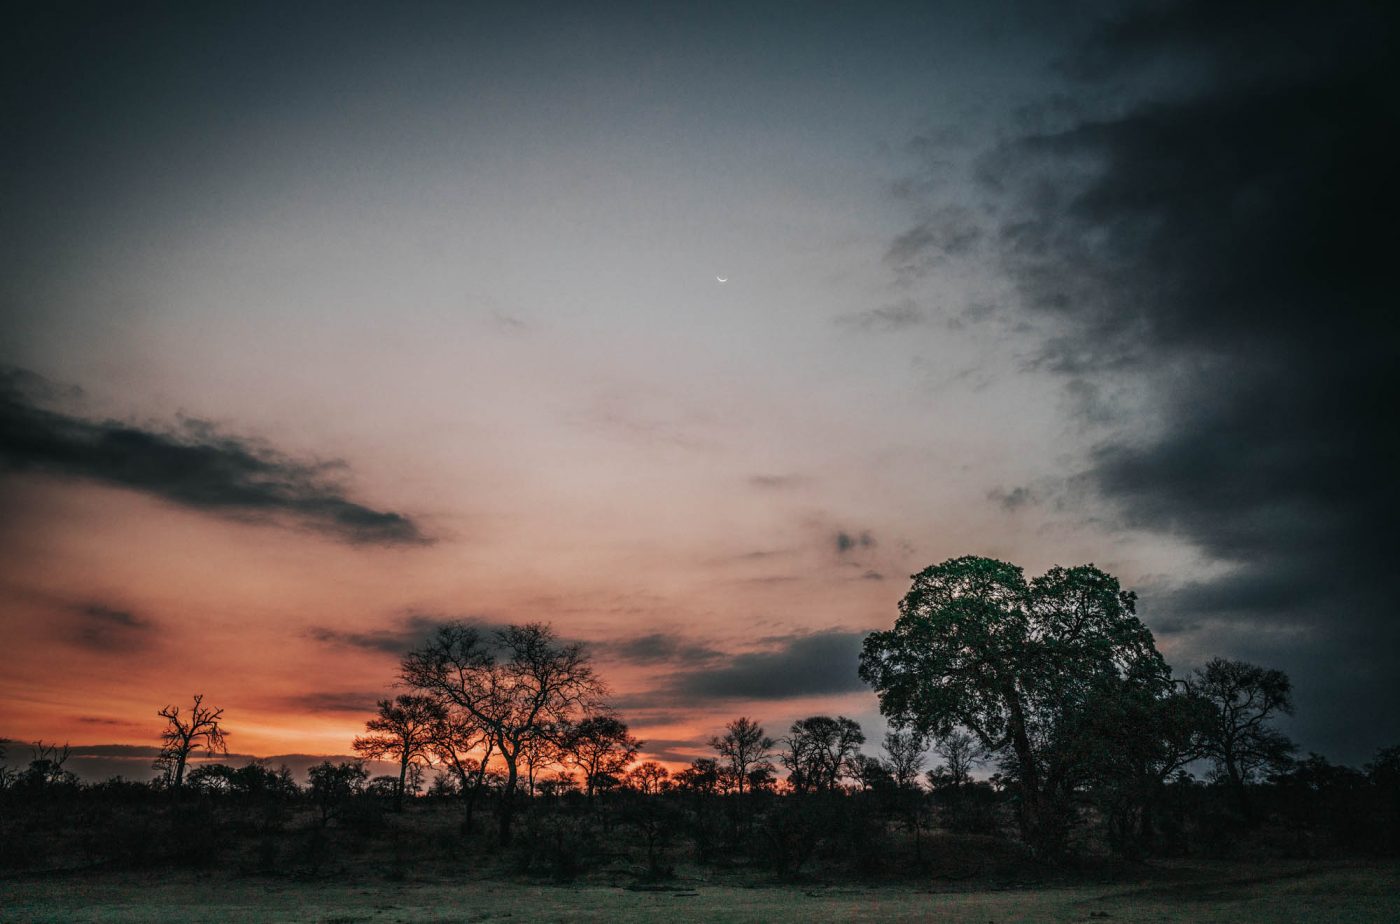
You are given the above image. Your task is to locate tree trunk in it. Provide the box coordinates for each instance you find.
[1225,755,1252,820]
[498,759,518,846]
[396,754,409,812]
[1005,689,1049,854]
[174,749,189,790]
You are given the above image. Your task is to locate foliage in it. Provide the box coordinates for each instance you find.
[859,556,1170,856]
[709,717,774,796]
[780,715,865,794]
[1190,657,1297,817]
[400,621,607,844]
[352,694,443,811]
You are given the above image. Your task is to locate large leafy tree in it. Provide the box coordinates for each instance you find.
[858,556,1169,854]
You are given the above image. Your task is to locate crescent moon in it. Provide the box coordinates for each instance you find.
[716,276,728,283]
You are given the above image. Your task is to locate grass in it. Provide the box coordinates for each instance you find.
[2,860,1398,923]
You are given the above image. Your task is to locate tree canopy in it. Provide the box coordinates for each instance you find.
[859,556,1170,853]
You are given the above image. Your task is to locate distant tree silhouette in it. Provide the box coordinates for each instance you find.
[428,708,494,832]
[21,740,77,790]
[928,731,982,790]
[860,556,1169,856]
[1190,657,1296,817]
[308,760,369,826]
[155,694,227,790]
[520,723,564,797]
[0,737,13,789]
[401,621,606,845]
[710,717,774,797]
[561,715,640,799]
[780,716,865,794]
[626,760,670,795]
[881,728,927,791]
[352,694,443,812]
[673,757,721,795]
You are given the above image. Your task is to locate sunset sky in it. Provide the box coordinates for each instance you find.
[2,1,1394,778]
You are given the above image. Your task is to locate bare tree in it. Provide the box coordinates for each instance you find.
[710,717,774,796]
[882,728,928,790]
[352,694,443,812]
[24,740,76,788]
[928,730,982,789]
[401,621,606,845]
[156,694,227,789]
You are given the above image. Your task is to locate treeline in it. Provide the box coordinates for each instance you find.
[4,556,1400,880]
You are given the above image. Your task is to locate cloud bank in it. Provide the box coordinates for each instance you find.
[0,369,427,546]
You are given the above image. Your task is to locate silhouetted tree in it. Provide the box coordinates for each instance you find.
[674,757,721,795]
[1190,657,1296,818]
[882,728,928,791]
[561,715,640,799]
[21,740,77,790]
[401,621,606,845]
[520,723,564,797]
[0,737,14,790]
[710,717,774,797]
[352,694,443,812]
[155,695,227,790]
[860,557,1168,856]
[308,760,369,826]
[780,715,865,793]
[927,731,982,790]
[1053,673,1211,855]
[428,707,494,832]
[627,761,670,795]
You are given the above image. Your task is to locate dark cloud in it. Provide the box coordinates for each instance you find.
[278,691,385,714]
[835,530,876,554]
[306,612,465,655]
[68,602,155,652]
[956,0,1397,759]
[884,206,982,277]
[665,630,869,702]
[0,369,428,546]
[590,632,725,668]
[633,738,708,764]
[988,486,1035,511]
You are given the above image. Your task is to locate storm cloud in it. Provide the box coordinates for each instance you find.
[951,0,1398,757]
[306,612,464,654]
[0,369,427,546]
[665,630,868,702]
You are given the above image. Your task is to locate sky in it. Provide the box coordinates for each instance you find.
[1,0,1395,778]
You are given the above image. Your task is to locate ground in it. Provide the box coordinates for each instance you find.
[2,861,1397,923]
